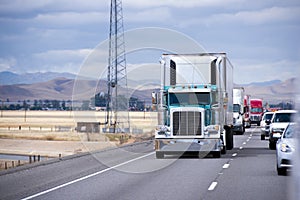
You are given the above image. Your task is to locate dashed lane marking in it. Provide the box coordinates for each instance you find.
[232,153,237,157]
[223,163,230,169]
[208,182,218,191]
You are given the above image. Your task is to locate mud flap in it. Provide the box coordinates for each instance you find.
[225,125,234,150]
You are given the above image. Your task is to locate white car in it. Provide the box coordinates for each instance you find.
[276,123,296,175]
[269,110,297,149]
[260,112,274,140]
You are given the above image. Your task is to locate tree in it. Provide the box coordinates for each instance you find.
[81,100,90,110]
[94,92,108,107]
[61,100,66,110]
[22,100,28,110]
[51,100,60,110]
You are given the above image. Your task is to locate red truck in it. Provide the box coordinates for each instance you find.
[250,99,263,126]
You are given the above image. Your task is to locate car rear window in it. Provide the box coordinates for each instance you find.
[273,113,296,123]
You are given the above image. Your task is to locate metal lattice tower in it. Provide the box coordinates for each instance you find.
[106,0,130,132]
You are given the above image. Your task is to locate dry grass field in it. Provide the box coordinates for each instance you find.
[0,110,157,170]
[0,110,157,140]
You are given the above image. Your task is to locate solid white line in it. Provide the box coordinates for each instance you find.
[223,163,230,169]
[208,182,218,191]
[21,152,155,200]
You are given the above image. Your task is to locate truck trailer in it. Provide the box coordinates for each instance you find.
[233,87,245,134]
[152,53,234,158]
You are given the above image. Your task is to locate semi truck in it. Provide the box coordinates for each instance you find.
[233,87,245,134]
[250,98,263,126]
[152,53,234,158]
[244,95,251,128]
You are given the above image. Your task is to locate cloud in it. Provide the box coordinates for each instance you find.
[28,49,93,73]
[33,49,92,60]
[176,6,300,28]
[0,57,17,71]
[123,0,244,9]
[127,63,160,81]
[0,0,106,14]
[0,0,51,14]
[32,12,107,27]
[233,59,298,84]
[125,7,172,22]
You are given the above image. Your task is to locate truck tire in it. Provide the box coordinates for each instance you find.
[221,146,226,154]
[225,126,234,150]
[241,121,245,134]
[269,142,276,150]
[277,165,287,176]
[156,151,164,159]
[261,134,265,140]
[257,122,260,126]
[212,151,221,158]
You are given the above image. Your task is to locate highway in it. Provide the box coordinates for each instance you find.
[0,127,293,200]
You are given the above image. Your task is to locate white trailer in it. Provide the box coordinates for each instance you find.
[233,87,245,134]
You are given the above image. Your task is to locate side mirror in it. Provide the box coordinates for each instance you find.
[265,119,271,125]
[211,103,220,110]
[152,92,157,104]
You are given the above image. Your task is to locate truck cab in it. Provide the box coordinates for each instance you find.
[153,53,234,158]
[250,99,263,126]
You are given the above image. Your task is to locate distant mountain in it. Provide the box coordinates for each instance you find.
[0,77,157,102]
[0,71,77,85]
[239,79,282,87]
[0,71,297,104]
[240,78,297,103]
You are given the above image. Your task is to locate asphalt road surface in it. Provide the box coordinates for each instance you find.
[0,127,295,200]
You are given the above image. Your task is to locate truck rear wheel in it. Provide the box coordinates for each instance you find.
[212,151,221,158]
[225,126,234,150]
[221,146,226,154]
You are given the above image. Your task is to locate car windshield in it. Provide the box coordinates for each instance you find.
[169,92,210,106]
[263,113,273,120]
[233,104,240,112]
[251,108,263,112]
[273,113,296,123]
[283,125,295,138]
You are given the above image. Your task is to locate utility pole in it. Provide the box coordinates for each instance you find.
[106,0,130,133]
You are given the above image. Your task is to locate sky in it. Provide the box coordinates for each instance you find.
[0,0,300,84]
